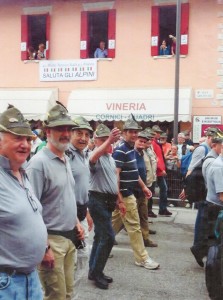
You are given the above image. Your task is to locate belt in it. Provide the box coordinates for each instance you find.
[47,229,74,240]
[89,191,117,202]
[0,267,31,275]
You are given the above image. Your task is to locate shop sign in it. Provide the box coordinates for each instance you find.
[193,115,222,143]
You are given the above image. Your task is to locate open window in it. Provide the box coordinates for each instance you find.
[151,3,189,56]
[21,13,50,60]
[80,9,116,59]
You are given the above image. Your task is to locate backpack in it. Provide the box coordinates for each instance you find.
[180,151,193,177]
[205,210,223,300]
[184,144,209,203]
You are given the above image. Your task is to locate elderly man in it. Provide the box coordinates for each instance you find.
[88,124,122,289]
[0,105,47,299]
[112,117,160,270]
[26,102,84,300]
[66,116,93,295]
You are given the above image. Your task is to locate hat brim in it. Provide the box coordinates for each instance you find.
[0,125,35,139]
[72,125,93,132]
[44,120,77,128]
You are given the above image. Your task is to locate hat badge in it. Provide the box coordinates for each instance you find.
[9,118,19,123]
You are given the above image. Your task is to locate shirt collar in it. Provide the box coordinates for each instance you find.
[0,155,26,174]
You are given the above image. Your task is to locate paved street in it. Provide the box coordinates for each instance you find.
[74,206,210,300]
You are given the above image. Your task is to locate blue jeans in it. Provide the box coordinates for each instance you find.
[157,176,168,212]
[0,269,43,300]
[88,193,115,277]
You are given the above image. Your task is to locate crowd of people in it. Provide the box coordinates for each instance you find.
[1,101,223,299]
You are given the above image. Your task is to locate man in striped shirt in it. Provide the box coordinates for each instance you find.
[112,117,160,270]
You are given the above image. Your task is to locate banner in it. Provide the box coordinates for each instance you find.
[39,59,97,81]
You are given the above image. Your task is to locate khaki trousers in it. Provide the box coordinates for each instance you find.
[112,194,148,263]
[38,234,75,300]
[136,196,150,241]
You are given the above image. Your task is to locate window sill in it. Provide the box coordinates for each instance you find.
[95,58,113,61]
[23,60,40,63]
[153,55,187,59]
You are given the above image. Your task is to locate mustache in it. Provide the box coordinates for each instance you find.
[59,137,70,142]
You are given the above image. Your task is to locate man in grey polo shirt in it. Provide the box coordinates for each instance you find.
[88,124,123,290]
[66,116,93,297]
[0,105,47,300]
[26,102,84,300]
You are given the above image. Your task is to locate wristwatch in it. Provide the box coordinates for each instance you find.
[45,245,51,253]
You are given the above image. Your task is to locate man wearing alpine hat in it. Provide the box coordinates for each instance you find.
[112,116,160,270]
[0,105,47,299]
[26,102,84,300]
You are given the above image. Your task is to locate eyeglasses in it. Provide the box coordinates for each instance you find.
[25,188,38,212]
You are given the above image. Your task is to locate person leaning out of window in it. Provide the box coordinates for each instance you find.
[94,41,108,58]
[159,40,170,56]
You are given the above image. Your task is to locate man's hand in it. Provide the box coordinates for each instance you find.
[41,247,55,269]
[179,189,187,201]
[108,127,121,144]
[142,186,152,199]
[118,202,126,216]
[86,210,93,232]
[76,223,85,240]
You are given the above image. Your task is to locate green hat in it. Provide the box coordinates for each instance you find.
[152,125,163,133]
[123,115,142,130]
[0,105,34,138]
[43,102,77,128]
[205,127,223,138]
[211,136,223,144]
[160,132,168,138]
[138,130,151,140]
[94,124,110,137]
[144,127,156,137]
[72,116,93,132]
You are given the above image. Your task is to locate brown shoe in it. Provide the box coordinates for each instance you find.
[144,240,158,247]
[148,210,157,218]
[149,229,156,235]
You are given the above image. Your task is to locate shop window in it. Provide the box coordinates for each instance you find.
[151,3,189,56]
[21,14,50,60]
[80,9,116,59]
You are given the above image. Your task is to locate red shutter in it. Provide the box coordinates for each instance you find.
[45,13,50,59]
[80,11,89,58]
[180,3,189,55]
[151,6,159,56]
[21,15,28,60]
[108,9,116,58]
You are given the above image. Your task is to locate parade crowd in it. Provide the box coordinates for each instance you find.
[1,102,223,300]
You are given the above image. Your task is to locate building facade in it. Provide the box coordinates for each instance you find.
[0,0,222,141]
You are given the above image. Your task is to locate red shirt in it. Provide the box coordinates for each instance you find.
[152,139,166,176]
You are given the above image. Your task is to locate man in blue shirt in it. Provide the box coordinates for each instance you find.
[94,41,108,58]
[112,116,160,270]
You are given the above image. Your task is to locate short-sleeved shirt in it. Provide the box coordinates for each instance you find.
[89,153,118,195]
[26,147,77,231]
[188,142,210,171]
[68,145,90,205]
[112,140,139,197]
[206,155,223,207]
[94,48,108,58]
[0,156,47,273]
[202,149,218,185]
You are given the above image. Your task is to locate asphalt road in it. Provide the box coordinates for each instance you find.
[73,206,210,300]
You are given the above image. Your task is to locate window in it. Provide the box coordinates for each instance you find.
[151,3,189,56]
[88,11,108,58]
[80,9,116,59]
[21,14,50,60]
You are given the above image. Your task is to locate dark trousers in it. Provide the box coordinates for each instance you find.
[88,193,115,277]
[193,201,222,257]
[148,182,156,211]
[157,176,168,212]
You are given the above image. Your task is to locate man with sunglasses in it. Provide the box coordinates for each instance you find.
[26,102,84,300]
[0,105,47,299]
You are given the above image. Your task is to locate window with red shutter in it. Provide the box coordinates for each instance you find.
[80,9,116,59]
[151,3,189,56]
[21,13,50,60]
